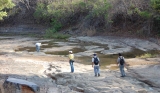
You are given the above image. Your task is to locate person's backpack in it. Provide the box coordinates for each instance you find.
[94,57,99,65]
[119,57,124,65]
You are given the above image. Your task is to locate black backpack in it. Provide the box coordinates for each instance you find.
[119,57,124,65]
[94,57,99,65]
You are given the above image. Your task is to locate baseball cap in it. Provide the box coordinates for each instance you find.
[69,51,72,53]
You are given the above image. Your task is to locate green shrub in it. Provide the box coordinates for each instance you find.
[44,28,70,39]
[90,0,111,19]
[136,53,156,58]
[139,11,152,19]
[34,0,111,35]
[0,0,15,20]
[50,18,62,31]
[129,7,152,19]
[33,3,49,23]
[151,0,160,12]
[44,28,57,38]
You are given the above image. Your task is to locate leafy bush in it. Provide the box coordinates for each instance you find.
[33,3,48,22]
[129,8,152,19]
[50,18,62,31]
[34,0,111,36]
[34,0,111,25]
[0,0,15,20]
[44,28,57,38]
[88,0,111,20]
[44,28,70,39]
[139,11,152,19]
[151,0,160,12]
[151,0,160,36]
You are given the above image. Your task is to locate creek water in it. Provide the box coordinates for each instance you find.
[15,39,160,70]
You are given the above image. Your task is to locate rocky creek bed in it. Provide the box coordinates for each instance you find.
[0,36,160,93]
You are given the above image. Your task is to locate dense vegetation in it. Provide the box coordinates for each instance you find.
[1,0,160,38]
[33,0,160,38]
[0,0,15,20]
[33,0,111,38]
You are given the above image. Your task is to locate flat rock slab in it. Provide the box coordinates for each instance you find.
[3,78,40,93]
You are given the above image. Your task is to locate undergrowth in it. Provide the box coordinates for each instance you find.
[33,0,160,38]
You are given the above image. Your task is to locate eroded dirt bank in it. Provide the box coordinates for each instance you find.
[0,36,160,93]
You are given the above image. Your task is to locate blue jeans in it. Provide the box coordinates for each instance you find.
[119,65,125,76]
[94,66,100,76]
[69,60,74,72]
[36,45,40,52]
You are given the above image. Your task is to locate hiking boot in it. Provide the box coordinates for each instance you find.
[98,73,100,77]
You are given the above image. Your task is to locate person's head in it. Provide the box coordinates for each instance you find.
[69,51,73,54]
[93,53,97,56]
[119,53,122,56]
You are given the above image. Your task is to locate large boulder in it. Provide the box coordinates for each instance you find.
[3,78,40,93]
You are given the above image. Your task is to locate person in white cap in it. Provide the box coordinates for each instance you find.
[92,53,100,77]
[35,43,41,52]
[117,53,126,77]
[69,51,74,73]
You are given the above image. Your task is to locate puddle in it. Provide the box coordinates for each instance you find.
[75,54,118,69]
[14,39,160,70]
[41,42,60,48]
[45,47,86,55]
[76,49,160,70]
[15,47,37,52]
[15,41,60,52]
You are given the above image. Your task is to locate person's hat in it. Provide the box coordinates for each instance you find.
[93,53,97,56]
[69,51,72,53]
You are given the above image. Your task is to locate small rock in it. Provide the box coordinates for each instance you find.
[138,89,147,93]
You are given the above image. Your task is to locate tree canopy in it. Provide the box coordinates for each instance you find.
[0,0,15,20]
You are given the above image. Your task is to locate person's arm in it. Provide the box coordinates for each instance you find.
[69,54,71,63]
[92,57,94,67]
[117,57,119,66]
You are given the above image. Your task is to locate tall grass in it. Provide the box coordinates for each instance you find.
[136,53,156,58]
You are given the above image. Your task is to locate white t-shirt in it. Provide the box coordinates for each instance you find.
[35,43,41,46]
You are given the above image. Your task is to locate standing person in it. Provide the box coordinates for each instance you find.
[69,51,74,73]
[117,53,126,77]
[92,53,100,77]
[35,43,41,52]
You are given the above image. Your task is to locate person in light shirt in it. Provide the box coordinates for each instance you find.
[69,51,74,73]
[35,43,41,52]
[92,53,100,77]
[117,53,126,77]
